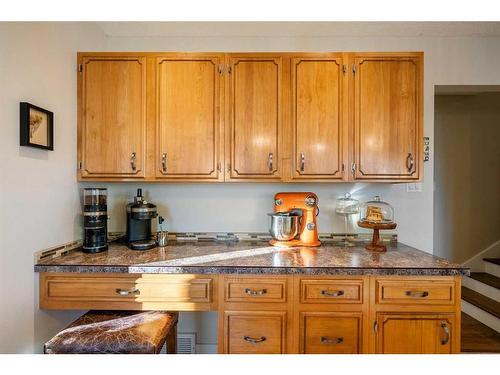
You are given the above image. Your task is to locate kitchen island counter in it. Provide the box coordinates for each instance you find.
[35,240,468,276]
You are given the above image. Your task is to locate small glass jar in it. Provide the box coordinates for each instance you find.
[335,193,360,215]
[359,196,395,224]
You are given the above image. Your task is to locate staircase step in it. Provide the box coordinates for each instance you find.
[484,258,500,266]
[462,287,500,319]
[461,313,500,353]
[469,272,500,290]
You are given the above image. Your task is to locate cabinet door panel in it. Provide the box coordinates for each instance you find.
[353,54,422,180]
[376,313,454,354]
[227,56,282,180]
[80,57,146,178]
[156,56,223,180]
[292,57,344,179]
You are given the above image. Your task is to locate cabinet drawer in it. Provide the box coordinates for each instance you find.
[40,273,215,310]
[224,311,286,354]
[300,279,363,304]
[375,279,455,305]
[301,313,361,354]
[225,278,287,303]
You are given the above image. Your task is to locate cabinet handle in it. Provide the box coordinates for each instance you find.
[268,153,274,172]
[243,336,266,344]
[300,153,305,172]
[130,152,137,171]
[161,153,167,172]
[405,290,429,298]
[321,290,344,297]
[320,336,344,345]
[245,288,267,296]
[115,288,140,296]
[406,153,414,172]
[440,321,450,345]
[351,162,356,175]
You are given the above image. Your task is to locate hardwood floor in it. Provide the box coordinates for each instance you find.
[461,313,500,353]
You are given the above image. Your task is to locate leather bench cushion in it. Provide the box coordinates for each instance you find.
[44,310,178,354]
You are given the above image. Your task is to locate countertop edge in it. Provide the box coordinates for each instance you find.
[34,265,470,276]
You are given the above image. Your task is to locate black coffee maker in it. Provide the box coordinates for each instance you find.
[126,188,157,250]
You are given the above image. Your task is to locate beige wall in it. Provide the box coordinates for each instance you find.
[434,93,500,263]
[0,22,106,353]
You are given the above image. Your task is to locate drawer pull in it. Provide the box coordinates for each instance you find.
[405,290,429,298]
[320,336,344,345]
[115,288,140,296]
[243,336,267,344]
[245,288,267,296]
[320,290,344,297]
[441,321,450,345]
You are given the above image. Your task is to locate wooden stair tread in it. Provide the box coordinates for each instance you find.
[462,287,500,319]
[469,272,500,290]
[461,313,500,353]
[484,258,500,266]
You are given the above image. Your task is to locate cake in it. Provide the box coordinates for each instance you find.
[366,206,384,222]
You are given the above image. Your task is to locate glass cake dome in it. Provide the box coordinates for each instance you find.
[359,196,395,224]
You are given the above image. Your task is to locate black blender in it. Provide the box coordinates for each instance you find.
[82,188,108,253]
[126,188,158,250]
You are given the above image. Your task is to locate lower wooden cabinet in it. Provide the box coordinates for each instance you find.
[375,313,455,354]
[39,273,461,354]
[300,312,362,354]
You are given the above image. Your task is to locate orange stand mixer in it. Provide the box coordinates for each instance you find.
[268,192,321,247]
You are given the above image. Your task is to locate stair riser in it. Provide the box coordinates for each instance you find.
[462,300,500,333]
[462,276,500,301]
[485,262,500,278]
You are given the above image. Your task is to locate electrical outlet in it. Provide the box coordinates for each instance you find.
[406,183,422,193]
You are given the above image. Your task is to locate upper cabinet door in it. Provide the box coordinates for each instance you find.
[352,53,422,181]
[291,55,346,180]
[155,55,224,181]
[226,55,283,180]
[79,56,146,178]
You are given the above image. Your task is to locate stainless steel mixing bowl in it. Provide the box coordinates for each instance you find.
[268,212,300,241]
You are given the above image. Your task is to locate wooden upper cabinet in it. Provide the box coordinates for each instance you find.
[375,313,454,354]
[78,55,147,179]
[155,55,224,181]
[226,55,283,180]
[351,53,422,181]
[291,55,346,180]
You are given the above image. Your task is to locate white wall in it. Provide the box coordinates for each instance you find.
[434,93,500,263]
[0,22,106,353]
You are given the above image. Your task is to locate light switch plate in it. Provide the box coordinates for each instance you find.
[406,183,423,193]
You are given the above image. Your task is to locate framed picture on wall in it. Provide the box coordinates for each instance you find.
[20,102,54,150]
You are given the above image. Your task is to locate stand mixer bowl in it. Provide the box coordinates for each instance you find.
[268,212,300,241]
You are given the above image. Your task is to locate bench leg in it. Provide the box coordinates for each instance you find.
[165,324,177,354]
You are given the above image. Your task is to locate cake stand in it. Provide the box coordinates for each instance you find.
[357,221,397,252]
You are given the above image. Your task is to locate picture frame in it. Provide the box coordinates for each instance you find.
[20,102,54,150]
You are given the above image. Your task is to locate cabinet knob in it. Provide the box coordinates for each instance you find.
[320,336,344,345]
[245,288,267,296]
[406,153,414,172]
[268,153,274,172]
[321,289,344,297]
[130,152,137,171]
[115,288,140,296]
[440,321,450,345]
[161,153,167,173]
[405,290,428,298]
[243,336,266,344]
[300,153,305,172]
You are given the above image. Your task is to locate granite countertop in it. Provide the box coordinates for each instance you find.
[34,240,469,276]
